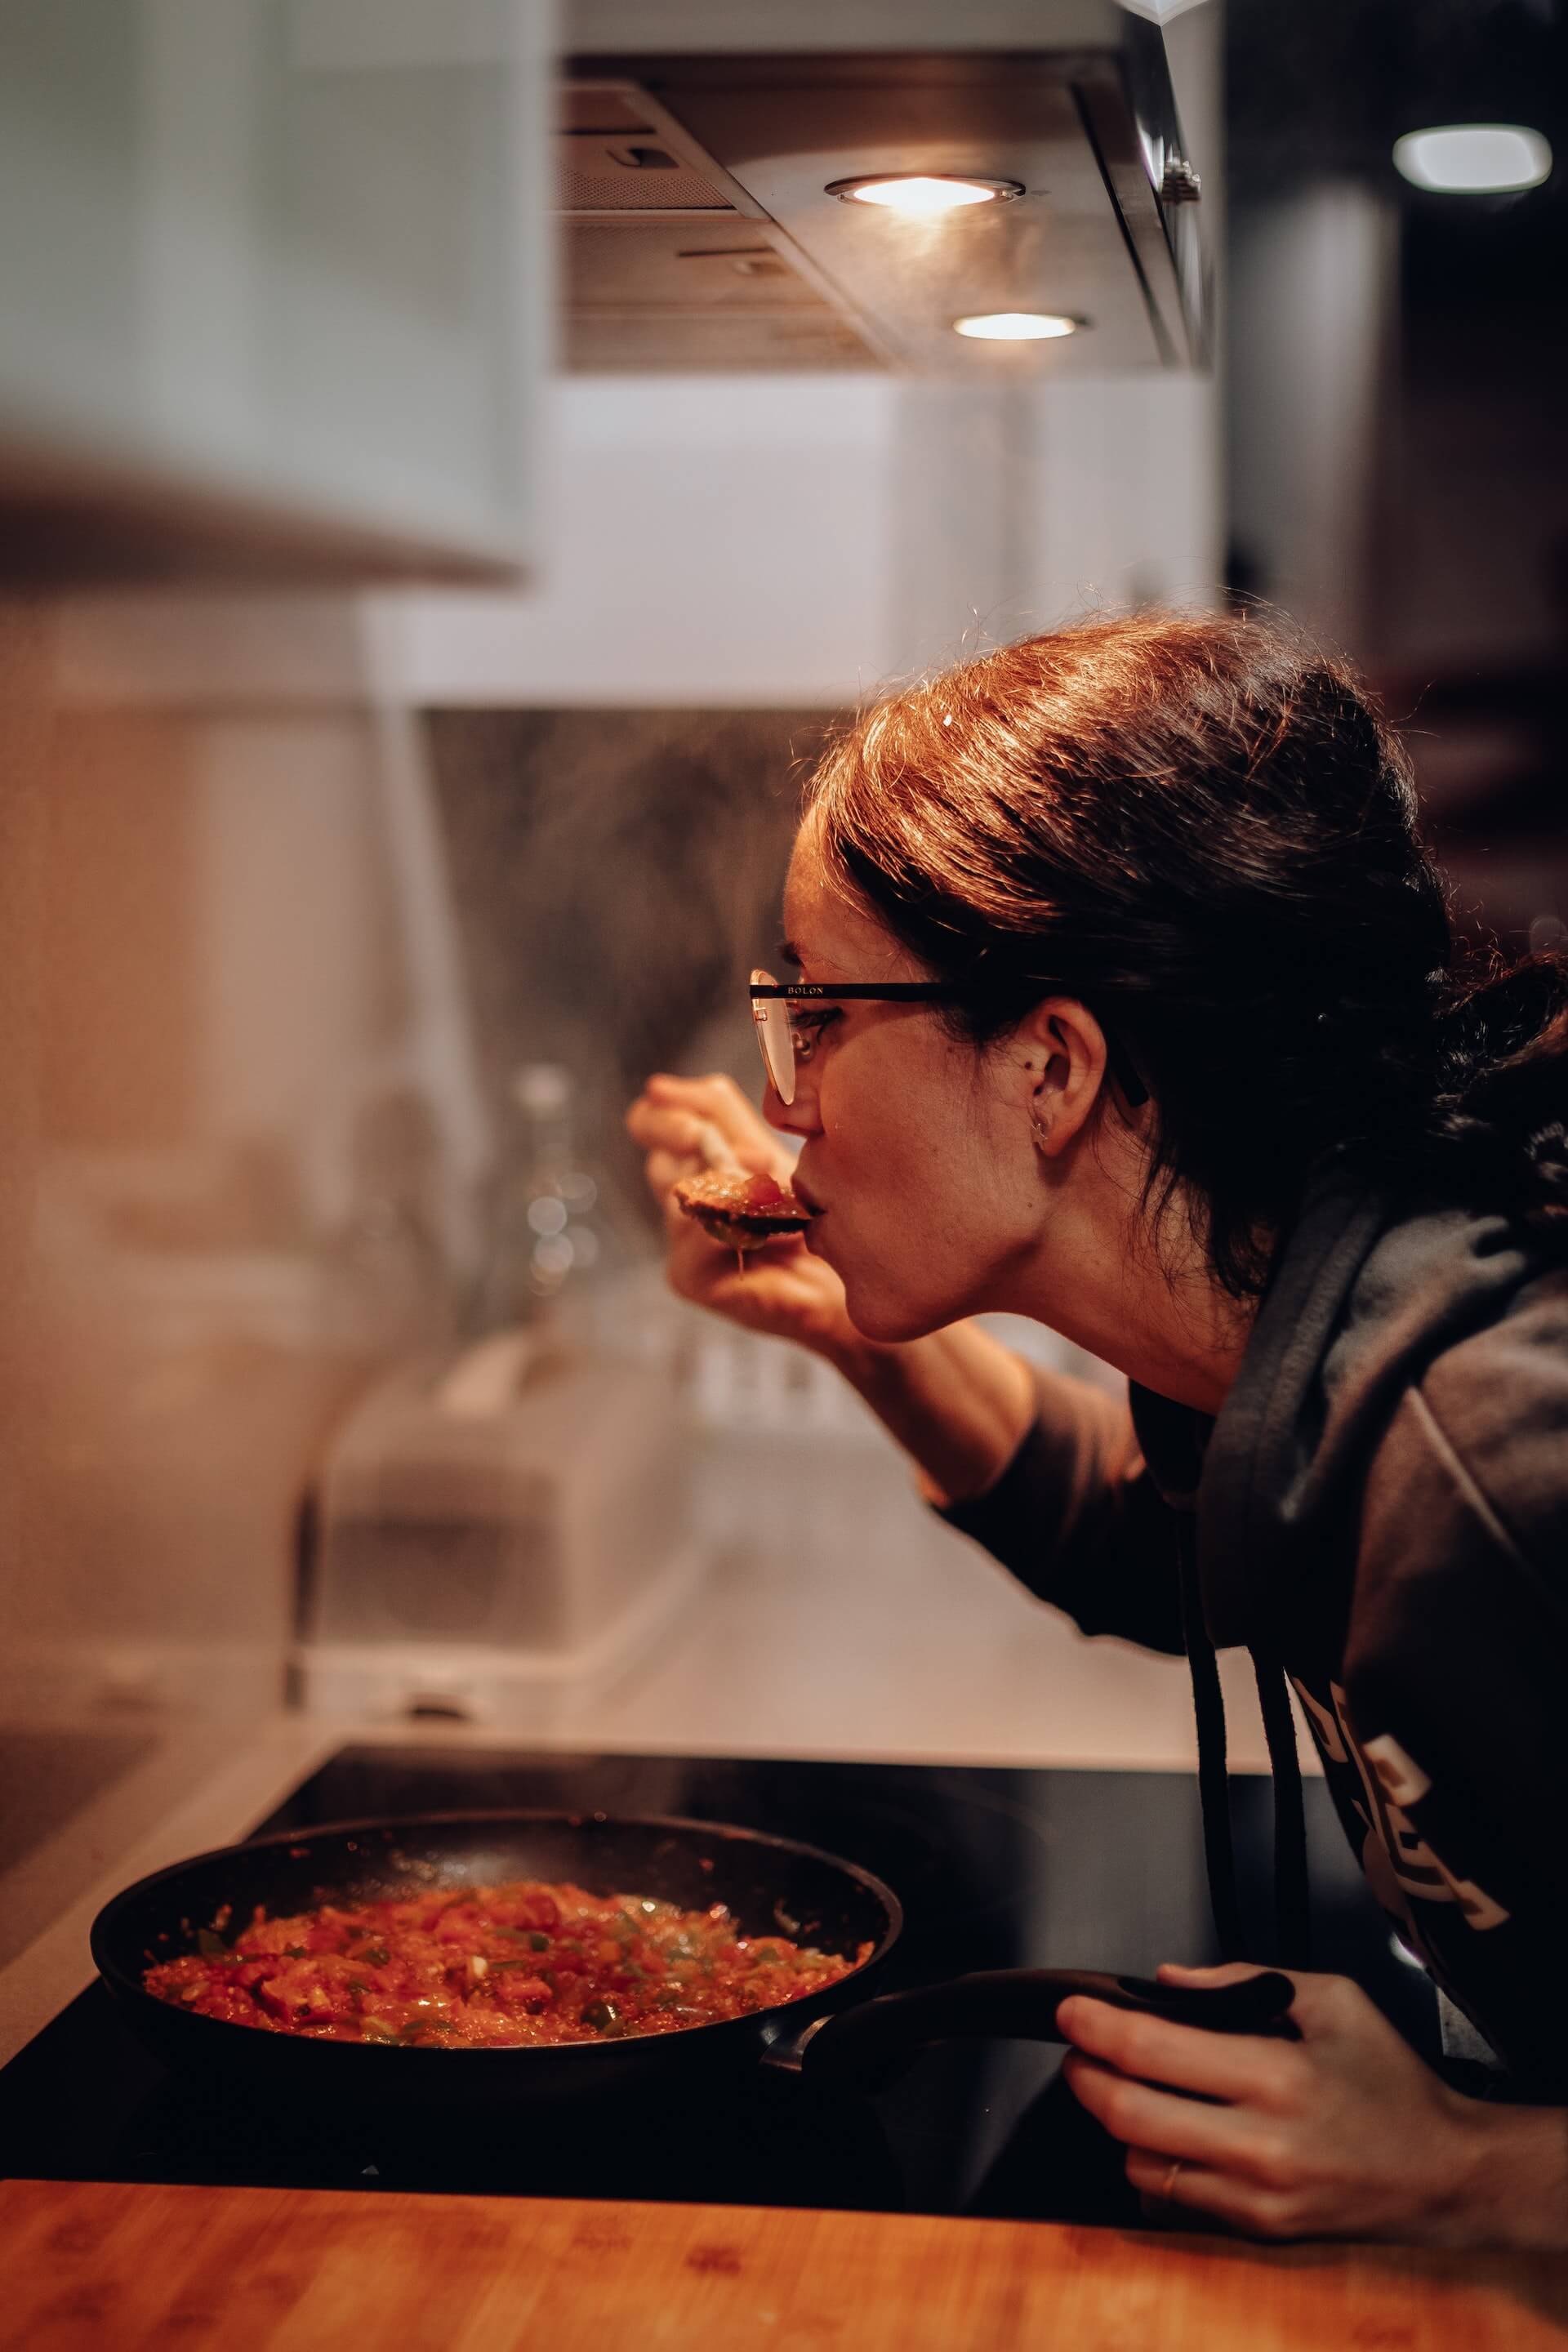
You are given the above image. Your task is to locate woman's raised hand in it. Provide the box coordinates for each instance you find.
[625,1071,854,1356]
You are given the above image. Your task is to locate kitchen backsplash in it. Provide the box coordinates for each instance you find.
[424,705,828,1242]
[0,610,854,1717]
[0,598,1115,1731]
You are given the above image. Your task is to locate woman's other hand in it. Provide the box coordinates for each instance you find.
[626,1072,856,1356]
[1057,1961,1568,2250]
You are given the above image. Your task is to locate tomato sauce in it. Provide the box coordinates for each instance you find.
[141,1880,864,2047]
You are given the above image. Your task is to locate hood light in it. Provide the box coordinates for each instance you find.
[826,174,1022,216]
[953,311,1080,341]
[1392,124,1551,194]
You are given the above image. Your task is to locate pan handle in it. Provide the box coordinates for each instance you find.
[791,1966,1298,2095]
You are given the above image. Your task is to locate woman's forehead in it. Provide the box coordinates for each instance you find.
[782,842,919,981]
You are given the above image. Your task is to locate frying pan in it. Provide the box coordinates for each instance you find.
[91,1809,1297,2114]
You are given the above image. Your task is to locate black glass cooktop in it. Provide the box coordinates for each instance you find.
[0,1744,1435,2221]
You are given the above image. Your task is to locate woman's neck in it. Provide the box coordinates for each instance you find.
[1102,1275,1257,1416]
[1013,1171,1261,1417]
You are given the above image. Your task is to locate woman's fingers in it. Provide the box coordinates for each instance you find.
[1125,2146,1214,2211]
[627,1100,723,1165]
[637,1073,783,1170]
[644,1143,717,1209]
[1060,2051,1285,2181]
[1056,1994,1300,2105]
[1099,1969,1481,2245]
[1156,1962,1359,2042]
[623,1072,851,1352]
[627,1076,792,1219]
[630,1100,751,1213]
[1123,2148,1291,2238]
[1156,1962,1303,1991]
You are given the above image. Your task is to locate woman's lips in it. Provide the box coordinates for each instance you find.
[793,1178,829,1254]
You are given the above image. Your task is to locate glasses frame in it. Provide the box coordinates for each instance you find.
[748,973,1149,1110]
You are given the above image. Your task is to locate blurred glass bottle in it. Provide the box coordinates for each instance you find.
[468,1063,611,1344]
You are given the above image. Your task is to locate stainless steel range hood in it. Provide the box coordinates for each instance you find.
[562,1,1208,373]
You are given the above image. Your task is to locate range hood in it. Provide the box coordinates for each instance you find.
[562,2,1208,373]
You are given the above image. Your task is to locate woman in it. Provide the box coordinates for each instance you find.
[626,611,1568,2249]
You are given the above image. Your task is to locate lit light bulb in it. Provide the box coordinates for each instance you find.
[826,175,1022,216]
[1392,124,1551,194]
[953,311,1080,341]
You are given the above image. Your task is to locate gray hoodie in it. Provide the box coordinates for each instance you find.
[941,1176,1568,2097]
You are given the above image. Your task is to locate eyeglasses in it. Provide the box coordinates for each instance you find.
[750,970,953,1104]
[749,969,1150,1109]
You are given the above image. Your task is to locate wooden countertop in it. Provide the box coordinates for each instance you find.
[3,2179,1568,2350]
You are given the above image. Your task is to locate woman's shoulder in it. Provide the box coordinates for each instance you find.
[1396,1256,1568,1568]
[1329,1210,1568,1710]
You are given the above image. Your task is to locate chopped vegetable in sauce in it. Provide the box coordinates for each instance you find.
[141,1880,865,2047]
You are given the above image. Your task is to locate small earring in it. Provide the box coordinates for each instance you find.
[1030,1105,1053,1151]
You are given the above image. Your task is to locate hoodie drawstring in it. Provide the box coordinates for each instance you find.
[1178,1521,1312,1969]
[1176,1520,1245,1959]
[1252,1654,1312,1969]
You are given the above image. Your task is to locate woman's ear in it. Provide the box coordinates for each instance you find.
[1019,998,1111,1159]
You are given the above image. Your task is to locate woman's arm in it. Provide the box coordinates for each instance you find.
[630,1072,1187,1653]
[820,1317,1038,1508]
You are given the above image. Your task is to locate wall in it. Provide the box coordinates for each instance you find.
[361,369,1223,710]
[424,705,818,1210]
[372,378,899,708]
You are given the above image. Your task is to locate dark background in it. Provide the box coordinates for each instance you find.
[1226,0,1567,954]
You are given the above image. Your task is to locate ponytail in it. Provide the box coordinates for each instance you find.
[1432,953,1568,1235]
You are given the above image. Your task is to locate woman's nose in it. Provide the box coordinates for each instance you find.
[764,1074,821,1138]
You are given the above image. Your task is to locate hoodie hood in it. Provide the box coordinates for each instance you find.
[1197,1176,1539,1655]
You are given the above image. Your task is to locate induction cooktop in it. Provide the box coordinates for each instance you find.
[0,1744,1434,2222]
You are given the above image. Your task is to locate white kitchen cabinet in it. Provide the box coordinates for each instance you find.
[0,0,551,583]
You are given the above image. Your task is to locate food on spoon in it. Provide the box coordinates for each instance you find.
[141,1878,864,2047]
[673,1169,813,1255]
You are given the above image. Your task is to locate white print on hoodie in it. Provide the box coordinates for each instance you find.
[1290,1676,1510,1933]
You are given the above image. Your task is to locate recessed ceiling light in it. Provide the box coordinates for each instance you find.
[953,311,1081,341]
[1392,124,1551,194]
[826,175,1023,216]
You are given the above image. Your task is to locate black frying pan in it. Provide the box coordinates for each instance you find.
[91,1809,1297,2113]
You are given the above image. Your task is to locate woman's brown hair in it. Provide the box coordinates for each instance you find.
[804,610,1568,1294]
